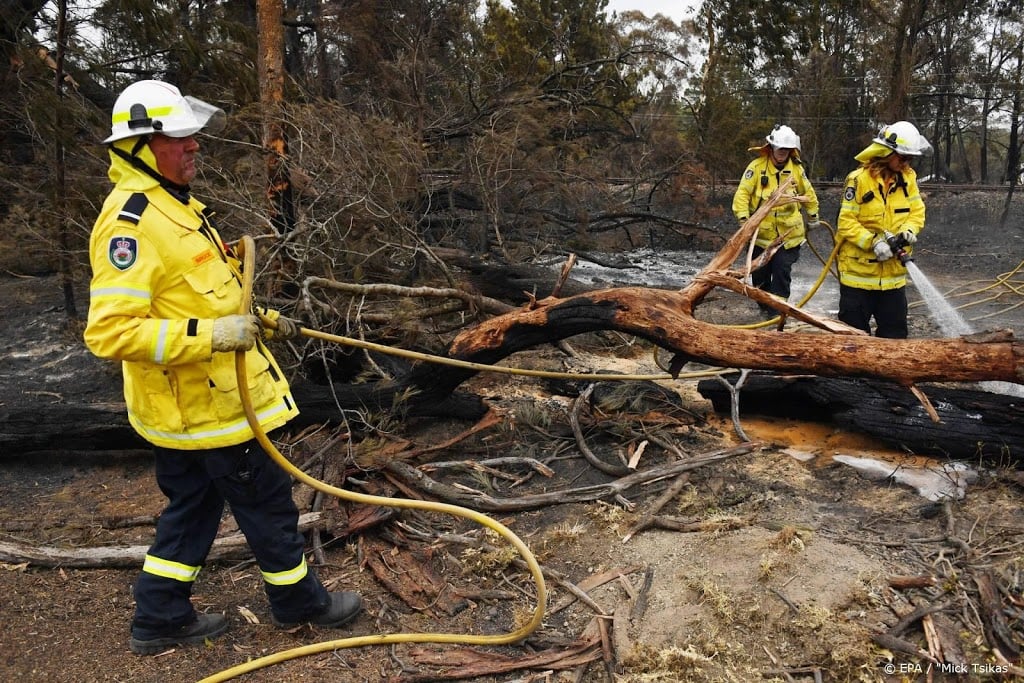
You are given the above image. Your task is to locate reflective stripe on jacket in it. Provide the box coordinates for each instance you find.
[732,154,820,249]
[836,167,925,291]
[84,144,298,450]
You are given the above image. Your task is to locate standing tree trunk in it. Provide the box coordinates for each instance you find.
[1000,57,1023,228]
[882,0,927,122]
[256,0,296,236]
[53,0,77,321]
[313,1,334,99]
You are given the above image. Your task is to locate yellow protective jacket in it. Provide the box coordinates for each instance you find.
[732,153,819,249]
[836,166,925,290]
[84,142,298,450]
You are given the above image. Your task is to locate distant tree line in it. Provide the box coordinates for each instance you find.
[1,0,1022,293]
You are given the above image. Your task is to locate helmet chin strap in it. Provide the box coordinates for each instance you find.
[109,143,191,201]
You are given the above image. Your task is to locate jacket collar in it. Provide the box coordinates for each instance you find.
[108,137,192,203]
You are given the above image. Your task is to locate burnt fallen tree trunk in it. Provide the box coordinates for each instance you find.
[0,379,488,454]
[19,313,1015,456]
[696,374,1024,462]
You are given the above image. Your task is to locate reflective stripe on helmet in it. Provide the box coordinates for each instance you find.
[112,105,175,125]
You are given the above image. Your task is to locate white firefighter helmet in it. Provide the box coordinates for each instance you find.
[765,124,801,150]
[874,121,931,156]
[104,80,225,144]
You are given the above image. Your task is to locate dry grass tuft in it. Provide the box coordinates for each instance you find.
[620,643,713,681]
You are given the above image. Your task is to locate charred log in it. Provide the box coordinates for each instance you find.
[696,374,1024,462]
[0,378,487,455]
[290,378,487,424]
[10,287,1019,455]
[5,184,1021,456]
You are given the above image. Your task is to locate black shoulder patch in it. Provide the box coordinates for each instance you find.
[117,193,149,225]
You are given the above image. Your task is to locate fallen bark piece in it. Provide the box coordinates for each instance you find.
[630,566,655,623]
[887,601,951,638]
[549,564,645,614]
[361,535,469,616]
[396,620,601,682]
[597,613,613,676]
[927,612,967,668]
[649,515,750,534]
[887,575,937,590]
[611,602,633,668]
[332,502,397,537]
[975,569,1021,660]
[871,632,937,662]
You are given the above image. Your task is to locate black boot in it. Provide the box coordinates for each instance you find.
[129,612,228,655]
[273,591,362,629]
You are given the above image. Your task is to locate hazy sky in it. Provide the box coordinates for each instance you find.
[604,0,697,23]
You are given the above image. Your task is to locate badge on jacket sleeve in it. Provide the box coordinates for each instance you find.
[108,236,138,271]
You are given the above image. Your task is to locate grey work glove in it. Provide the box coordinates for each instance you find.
[212,314,260,352]
[899,230,917,244]
[271,315,301,341]
[806,219,821,231]
[872,238,894,262]
[258,308,303,341]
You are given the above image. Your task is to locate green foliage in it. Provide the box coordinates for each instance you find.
[698,0,812,72]
[479,0,643,135]
[90,0,258,99]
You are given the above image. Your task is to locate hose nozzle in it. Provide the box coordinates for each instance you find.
[885,232,913,265]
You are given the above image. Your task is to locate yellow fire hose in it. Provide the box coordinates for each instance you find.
[199,236,549,682]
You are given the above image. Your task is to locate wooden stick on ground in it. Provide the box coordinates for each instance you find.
[0,511,324,568]
[621,473,691,543]
[571,383,632,477]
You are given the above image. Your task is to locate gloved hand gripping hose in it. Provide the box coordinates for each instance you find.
[203,236,547,683]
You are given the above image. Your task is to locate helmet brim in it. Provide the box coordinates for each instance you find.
[855,142,897,163]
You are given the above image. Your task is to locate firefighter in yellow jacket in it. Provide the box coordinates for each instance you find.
[836,121,930,338]
[84,80,361,654]
[732,124,820,313]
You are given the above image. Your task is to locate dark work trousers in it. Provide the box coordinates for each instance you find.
[838,284,909,338]
[751,245,801,301]
[131,438,329,638]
